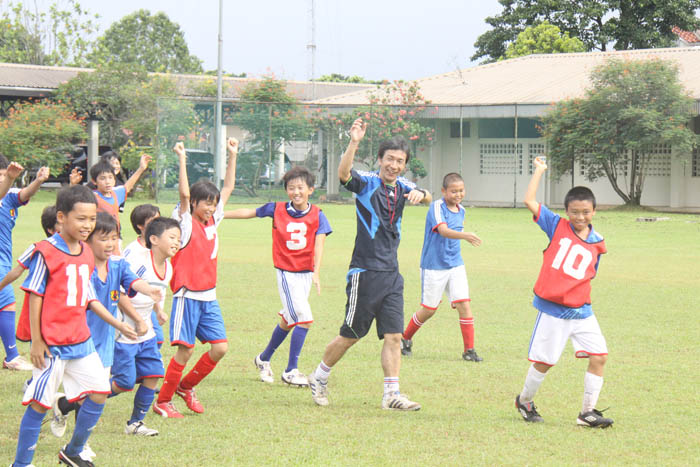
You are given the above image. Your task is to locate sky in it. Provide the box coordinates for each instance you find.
[69,0,503,81]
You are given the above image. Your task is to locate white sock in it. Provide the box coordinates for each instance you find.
[314,361,331,384]
[519,364,547,403]
[582,372,604,413]
[383,377,399,397]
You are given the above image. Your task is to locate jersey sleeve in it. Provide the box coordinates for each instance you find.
[316,210,332,236]
[20,251,47,296]
[17,244,36,269]
[5,188,26,209]
[117,258,139,298]
[427,201,443,232]
[255,202,276,218]
[341,169,368,194]
[172,204,193,247]
[396,176,417,193]
[534,204,560,240]
[113,185,127,204]
[87,281,98,304]
[213,199,225,228]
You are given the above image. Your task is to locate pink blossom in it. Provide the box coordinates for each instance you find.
[409,135,419,141]
[399,109,407,116]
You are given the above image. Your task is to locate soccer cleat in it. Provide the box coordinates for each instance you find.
[462,348,483,362]
[58,445,94,467]
[254,354,274,383]
[152,401,184,419]
[400,338,412,357]
[515,395,544,423]
[80,443,96,461]
[125,420,159,436]
[3,355,33,371]
[50,393,69,437]
[281,368,309,387]
[382,392,421,411]
[577,408,614,428]
[308,372,329,406]
[175,385,204,413]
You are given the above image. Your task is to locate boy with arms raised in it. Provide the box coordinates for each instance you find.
[515,156,613,428]
[225,166,331,387]
[308,118,431,411]
[153,138,238,418]
[401,173,483,361]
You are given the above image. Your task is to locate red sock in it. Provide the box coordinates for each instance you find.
[403,313,424,340]
[158,358,185,403]
[179,353,218,390]
[459,317,474,351]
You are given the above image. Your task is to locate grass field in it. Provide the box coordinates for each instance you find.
[1,190,699,466]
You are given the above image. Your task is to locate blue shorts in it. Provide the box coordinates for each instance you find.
[0,265,16,310]
[170,297,227,348]
[151,310,164,344]
[111,337,165,391]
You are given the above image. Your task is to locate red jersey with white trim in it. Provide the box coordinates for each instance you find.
[533,218,606,308]
[94,191,121,228]
[272,202,320,272]
[170,212,218,295]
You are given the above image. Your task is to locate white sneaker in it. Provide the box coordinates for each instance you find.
[3,355,33,371]
[50,392,68,437]
[125,420,159,436]
[281,368,309,387]
[308,372,329,406]
[382,392,421,411]
[80,442,96,461]
[254,354,274,383]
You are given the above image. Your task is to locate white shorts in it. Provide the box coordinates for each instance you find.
[528,311,608,366]
[22,352,111,409]
[420,266,470,310]
[276,269,313,327]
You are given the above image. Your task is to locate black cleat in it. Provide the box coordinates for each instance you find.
[58,445,94,467]
[577,408,613,428]
[462,348,483,362]
[400,338,412,357]
[515,395,544,423]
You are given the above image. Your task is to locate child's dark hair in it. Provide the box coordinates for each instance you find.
[283,166,315,189]
[100,150,121,164]
[89,160,115,182]
[565,186,597,209]
[189,180,220,211]
[145,216,181,249]
[442,172,463,189]
[0,154,8,170]
[377,136,411,163]
[41,205,58,237]
[56,185,97,214]
[88,212,118,240]
[130,204,161,235]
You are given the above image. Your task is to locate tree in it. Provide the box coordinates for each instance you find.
[90,9,203,73]
[316,73,384,84]
[473,0,700,62]
[0,0,99,66]
[503,21,585,59]
[542,59,698,205]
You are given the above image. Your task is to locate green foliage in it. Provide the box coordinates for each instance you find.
[0,99,84,172]
[503,21,585,59]
[188,78,231,98]
[316,73,385,84]
[542,59,698,205]
[473,0,700,62]
[90,9,203,73]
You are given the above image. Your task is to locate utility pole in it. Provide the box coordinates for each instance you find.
[214,0,224,188]
[307,0,316,99]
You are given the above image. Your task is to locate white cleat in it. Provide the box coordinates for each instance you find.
[50,393,69,437]
[254,354,274,384]
[3,355,33,371]
[308,373,329,406]
[382,392,421,411]
[125,420,159,436]
[281,368,309,387]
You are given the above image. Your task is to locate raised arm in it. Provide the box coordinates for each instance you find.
[18,166,49,203]
[174,142,190,216]
[524,156,547,215]
[405,188,432,206]
[436,224,482,246]
[312,233,327,295]
[219,137,239,206]
[123,154,152,194]
[338,118,367,184]
[0,162,23,200]
[223,208,257,220]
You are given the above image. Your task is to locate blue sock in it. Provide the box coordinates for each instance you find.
[259,325,289,361]
[65,398,104,456]
[286,326,309,373]
[0,310,20,361]
[14,405,46,466]
[129,385,156,424]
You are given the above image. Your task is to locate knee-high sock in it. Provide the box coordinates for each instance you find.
[519,364,547,404]
[158,358,185,403]
[260,325,289,361]
[129,385,156,424]
[14,405,46,466]
[286,326,308,372]
[403,313,424,340]
[179,353,218,390]
[0,310,19,361]
[582,372,604,413]
[459,317,475,351]
[65,398,105,456]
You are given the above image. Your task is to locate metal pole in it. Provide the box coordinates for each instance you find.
[459,105,463,175]
[513,103,518,208]
[214,0,224,189]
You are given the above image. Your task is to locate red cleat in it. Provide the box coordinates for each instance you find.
[176,385,204,413]
[152,401,184,418]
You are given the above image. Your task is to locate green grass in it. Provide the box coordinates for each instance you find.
[1,191,699,465]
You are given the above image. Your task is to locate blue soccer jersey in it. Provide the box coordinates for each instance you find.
[87,257,139,367]
[420,199,465,270]
[0,188,27,308]
[256,201,332,234]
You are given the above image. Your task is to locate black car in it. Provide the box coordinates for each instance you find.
[45,145,112,185]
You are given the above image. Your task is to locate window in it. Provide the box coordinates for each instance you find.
[449,121,470,138]
[478,118,542,139]
[693,147,699,177]
[480,143,523,175]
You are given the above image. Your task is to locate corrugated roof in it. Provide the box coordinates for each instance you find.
[312,47,700,106]
[0,62,374,101]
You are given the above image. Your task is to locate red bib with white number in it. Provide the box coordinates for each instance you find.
[170,216,218,293]
[533,220,606,308]
[34,240,95,346]
[271,202,319,272]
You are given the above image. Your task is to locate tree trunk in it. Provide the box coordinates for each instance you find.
[602,158,631,204]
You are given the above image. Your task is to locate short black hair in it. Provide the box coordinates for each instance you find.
[565,186,597,209]
[377,136,411,163]
[130,204,161,235]
[0,154,8,170]
[442,172,463,189]
[89,160,115,182]
[56,184,97,215]
[283,166,315,189]
[100,150,121,163]
[189,180,220,211]
[41,205,58,237]
[88,211,118,240]
[145,216,181,249]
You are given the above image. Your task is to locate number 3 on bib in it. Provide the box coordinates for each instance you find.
[550,237,592,280]
[286,222,308,250]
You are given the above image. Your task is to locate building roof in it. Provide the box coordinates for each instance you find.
[672,26,700,44]
[312,47,700,106]
[0,62,374,101]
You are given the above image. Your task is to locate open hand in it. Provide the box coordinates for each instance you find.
[404,189,426,205]
[119,322,137,340]
[349,118,367,143]
[69,167,82,185]
[35,166,50,182]
[312,271,321,295]
[30,339,51,369]
[464,232,482,247]
[6,162,24,180]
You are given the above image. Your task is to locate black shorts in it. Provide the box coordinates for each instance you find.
[339,269,404,340]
